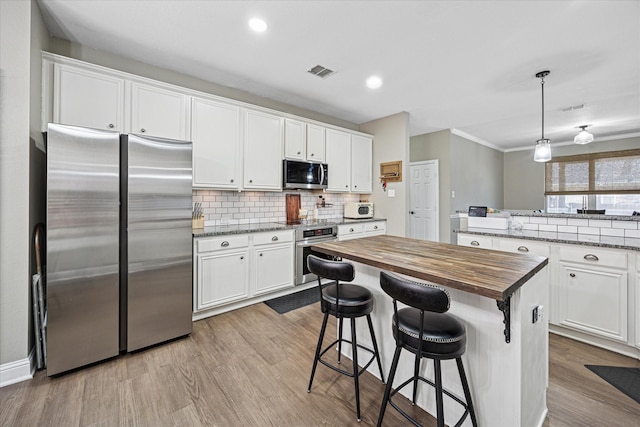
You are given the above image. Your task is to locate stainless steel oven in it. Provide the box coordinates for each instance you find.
[295,224,338,285]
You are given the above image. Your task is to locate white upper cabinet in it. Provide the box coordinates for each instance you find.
[325,128,351,192]
[243,109,284,190]
[130,82,190,140]
[284,119,305,160]
[191,97,242,189]
[351,135,372,193]
[306,123,325,162]
[53,63,125,131]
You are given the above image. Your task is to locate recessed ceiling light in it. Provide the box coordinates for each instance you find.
[248,18,268,33]
[366,75,383,89]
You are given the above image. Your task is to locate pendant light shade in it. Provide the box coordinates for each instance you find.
[574,125,594,144]
[533,70,551,162]
[534,138,552,162]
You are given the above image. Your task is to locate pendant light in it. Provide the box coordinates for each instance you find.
[533,70,552,162]
[574,125,594,144]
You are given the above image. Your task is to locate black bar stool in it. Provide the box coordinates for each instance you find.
[307,255,385,422]
[377,271,478,427]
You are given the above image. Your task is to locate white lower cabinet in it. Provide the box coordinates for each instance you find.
[557,246,628,343]
[195,235,250,310]
[194,230,294,314]
[253,231,294,296]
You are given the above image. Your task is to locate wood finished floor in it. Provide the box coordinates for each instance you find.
[1,301,638,426]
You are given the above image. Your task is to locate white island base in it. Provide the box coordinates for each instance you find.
[339,262,549,427]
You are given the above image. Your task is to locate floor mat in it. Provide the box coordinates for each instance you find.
[264,286,320,314]
[585,365,640,404]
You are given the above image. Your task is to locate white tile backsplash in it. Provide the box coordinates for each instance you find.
[193,189,362,224]
[547,218,567,225]
[625,229,640,238]
[612,220,638,230]
[578,226,600,235]
[568,218,590,227]
[558,225,578,233]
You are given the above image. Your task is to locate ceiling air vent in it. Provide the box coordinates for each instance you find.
[307,65,335,78]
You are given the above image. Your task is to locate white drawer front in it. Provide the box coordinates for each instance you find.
[495,238,550,258]
[253,230,294,246]
[197,235,249,253]
[364,221,386,233]
[458,234,493,249]
[338,223,364,235]
[558,245,627,269]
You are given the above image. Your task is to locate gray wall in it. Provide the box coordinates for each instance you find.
[504,136,640,210]
[0,0,50,373]
[450,133,504,213]
[410,130,504,242]
[360,112,410,237]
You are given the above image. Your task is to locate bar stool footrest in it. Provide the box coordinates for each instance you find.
[318,338,378,378]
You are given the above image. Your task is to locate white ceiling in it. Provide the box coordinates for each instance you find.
[37,0,640,151]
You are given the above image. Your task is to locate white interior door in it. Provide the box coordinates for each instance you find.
[409,160,439,241]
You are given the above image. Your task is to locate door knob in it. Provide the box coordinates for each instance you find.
[409,211,415,214]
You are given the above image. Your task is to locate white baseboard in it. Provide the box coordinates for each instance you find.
[0,349,34,388]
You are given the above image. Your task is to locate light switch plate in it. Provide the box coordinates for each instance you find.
[388,189,396,197]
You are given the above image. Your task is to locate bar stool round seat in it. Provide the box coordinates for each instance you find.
[306,255,384,422]
[377,271,478,427]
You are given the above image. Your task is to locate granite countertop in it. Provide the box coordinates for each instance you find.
[457,227,640,252]
[193,217,386,237]
[312,235,548,300]
[455,210,640,222]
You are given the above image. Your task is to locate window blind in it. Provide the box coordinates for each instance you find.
[545,149,640,195]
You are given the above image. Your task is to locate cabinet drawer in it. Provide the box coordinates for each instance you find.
[558,245,627,269]
[495,238,549,257]
[458,234,492,249]
[338,224,364,236]
[364,221,386,233]
[196,235,249,253]
[253,230,294,246]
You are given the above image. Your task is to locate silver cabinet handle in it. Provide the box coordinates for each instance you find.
[310,153,314,157]
[271,236,278,241]
[374,225,378,230]
[584,254,599,261]
[470,240,480,246]
[345,185,348,188]
[249,179,253,183]
[108,123,114,128]
[570,273,576,278]
[140,128,146,133]
[259,253,263,257]
[517,246,529,252]
[230,179,234,183]
[240,256,244,260]
[221,241,229,247]
[350,228,354,232]
[297,151,301,155]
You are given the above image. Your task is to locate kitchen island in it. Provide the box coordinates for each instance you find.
[312,235,549,427]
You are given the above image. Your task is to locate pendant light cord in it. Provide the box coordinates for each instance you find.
[540,75,545,140]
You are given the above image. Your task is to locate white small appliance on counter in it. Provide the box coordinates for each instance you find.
[344,202,374,219]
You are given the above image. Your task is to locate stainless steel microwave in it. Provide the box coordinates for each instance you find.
[283,160,328,190]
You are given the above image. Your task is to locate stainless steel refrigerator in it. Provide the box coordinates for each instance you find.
[46,123,193,376]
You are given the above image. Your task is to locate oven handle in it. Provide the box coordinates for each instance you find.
[296,236,337,248]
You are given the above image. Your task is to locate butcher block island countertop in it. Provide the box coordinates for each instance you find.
[312,234,548,301]
[311,234,551,427]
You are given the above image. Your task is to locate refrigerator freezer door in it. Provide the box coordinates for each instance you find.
[126,134,193,351]
[46,123,120,376]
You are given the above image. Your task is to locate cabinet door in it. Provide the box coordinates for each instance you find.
[196,249,249,310]
[325,129,351,192]
[254,244,294,296]
[558,263,628,342]
[191,97,241,189]
[244,109,284,190]
[53,64,124,131]
[284,119,305,160]
[351,135,372,193]
[338,224,364,241]
[130,82,190,140]
[306,124,325,162]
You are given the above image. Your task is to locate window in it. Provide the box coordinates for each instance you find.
[545,149,640,215]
